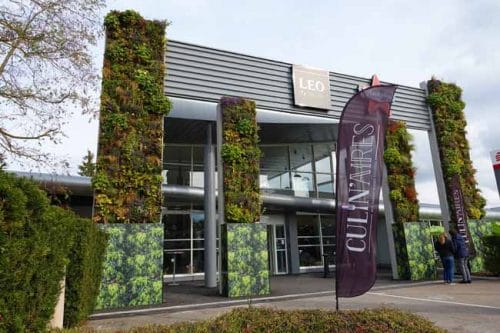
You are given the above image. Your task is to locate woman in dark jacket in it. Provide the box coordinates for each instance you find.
[450,229,471,283]
[434,232,455,284]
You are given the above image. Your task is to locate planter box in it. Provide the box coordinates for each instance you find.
[221,223,270,297]
[95,224,163,310]
[392,222,436,280]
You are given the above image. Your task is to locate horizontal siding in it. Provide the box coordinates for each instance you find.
[165,40,431,130]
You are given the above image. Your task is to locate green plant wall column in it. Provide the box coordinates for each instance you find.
[221,224,270,297]
[93,10,171,223]
[468,220,494,273]
[427,79,486,221]
[392,222,436,280]
[220,97,261,224]
[384,120,419,223]
[96,224,163,309]
[219,97,269,297]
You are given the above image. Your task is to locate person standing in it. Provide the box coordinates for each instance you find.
[450,229,471,284]
[434,232,455,284]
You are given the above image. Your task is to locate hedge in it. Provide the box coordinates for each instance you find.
[52,307,446,333]
[64,219,108,328]
[0,171,107,331]
[427,79,486,220]
[93,10,171,223]
[0,171,74,332]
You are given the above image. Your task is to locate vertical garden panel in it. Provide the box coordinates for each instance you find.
[96,224,163,309]
[93,10,170,224]
[219,96,269,297]
[221,223,270,297]
[393,222,436,280]
[468,220,494,273]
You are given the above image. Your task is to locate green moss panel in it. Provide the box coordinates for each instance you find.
[221,223,270,298]
[468,220,494,273]
[393,222,436,280]
[96,224,163,309]
[93,10,171,223]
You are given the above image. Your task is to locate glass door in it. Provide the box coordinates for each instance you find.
[274,224,288,274]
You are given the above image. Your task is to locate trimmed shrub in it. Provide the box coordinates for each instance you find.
[427,79,486,220]
[0,171,75,332]
[483,235,500,275]
[52,307,446,333]
[64,219,108,328]
[93,10,171,223]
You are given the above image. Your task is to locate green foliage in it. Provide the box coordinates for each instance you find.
[53,307,446,333]
[393,222,436,280]
[78,150,96,177]
[95,224,163,309]
[220,97,261,224]
[94,10,171,223]
[221,224,270,297]
[0,172,72,331]
[384,120,419,223]
[64,219,108,328]
[427,79,486,220]
[469,220,495,273]
[483,235,500,275]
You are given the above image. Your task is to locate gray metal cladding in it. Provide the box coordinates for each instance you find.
[165,40,430,130]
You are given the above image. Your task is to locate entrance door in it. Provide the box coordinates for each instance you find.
[272,224,288,274]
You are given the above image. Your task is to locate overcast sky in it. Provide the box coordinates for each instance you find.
[22,0,500,207]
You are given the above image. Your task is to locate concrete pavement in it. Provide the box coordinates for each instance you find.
[89,276,500,332]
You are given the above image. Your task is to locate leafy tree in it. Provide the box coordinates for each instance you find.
[78,149,95,177]
[0,0,105,165]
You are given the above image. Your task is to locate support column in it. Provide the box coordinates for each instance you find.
[381,164,399,280]
[204,123,217,288]
[285,212,300,274]
[420,82,450,230]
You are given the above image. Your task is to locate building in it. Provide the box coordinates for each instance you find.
[15,39,500,284]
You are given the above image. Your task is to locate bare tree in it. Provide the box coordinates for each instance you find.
[0,0,105,166]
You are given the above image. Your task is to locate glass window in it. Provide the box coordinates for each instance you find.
[313,143,335,173]
[260,170,291,192]
[299,246,322,266]
[260,146,289,170]
[297,214,320,237]
[164,145,191,165]
[164,250,190,274]
[192,146,204,166]
[165,214,190,239]
[316,173,334,197]
[290,145,313,172]
[190,166,204,188]
[165,165,190,186]
[292,172,313,197]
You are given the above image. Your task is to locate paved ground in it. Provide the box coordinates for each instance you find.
[89,274,500,332]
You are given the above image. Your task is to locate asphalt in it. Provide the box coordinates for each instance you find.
[89,272,500,332]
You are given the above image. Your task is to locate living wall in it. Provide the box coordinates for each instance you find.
[220,97,268,297]
[427,79,486,220]
[220,97,261,224]
[384,119,419,223]
[93,10,171,224]
[0,171,106,331]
